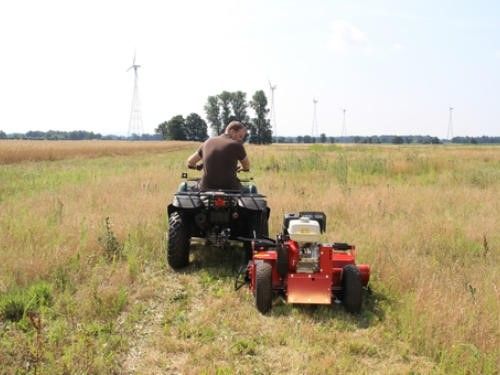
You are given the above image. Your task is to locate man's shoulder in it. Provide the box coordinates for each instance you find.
[206,134,235,145]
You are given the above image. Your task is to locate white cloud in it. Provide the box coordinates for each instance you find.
[496,51,500,59]
[327,20,369,54]
[393,43,403,50]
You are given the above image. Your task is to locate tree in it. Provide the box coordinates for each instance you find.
[430,137,441,144]
[218,91,233,129]
[205,90,253,136]
[320,133,327,143]
[249,90,272,144]
[26,130,49,139]
[156,121,168,139]
[230,91,249,123]
[0,130,6,139]
[156,115,186,140]
[185,113,208,141]
[204,95,222,136]
[392,136,404,144]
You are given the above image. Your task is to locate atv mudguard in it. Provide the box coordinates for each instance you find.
[168,191,268,217]
[238,196,268,211]
[168,194,202,216]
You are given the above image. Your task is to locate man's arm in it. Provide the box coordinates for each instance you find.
[239,156,250,171]
[186,151,202,168]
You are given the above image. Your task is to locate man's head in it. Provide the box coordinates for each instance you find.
[225,121,247,143]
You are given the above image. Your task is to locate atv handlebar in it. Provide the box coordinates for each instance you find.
[188,163,249,173]
[188,164,203,171]
[236,166,250,172]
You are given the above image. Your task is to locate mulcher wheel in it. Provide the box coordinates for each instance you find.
[342,264,363,313]
[167,212,191,269]
[255,262,273,314]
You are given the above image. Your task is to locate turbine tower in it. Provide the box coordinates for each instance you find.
[312,98,319,138]
[341,108,347,138]
[268,80,277,139]
[447,107,453,140]
[127,53,143,137]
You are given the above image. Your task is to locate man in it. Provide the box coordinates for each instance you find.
[186,121,250,191]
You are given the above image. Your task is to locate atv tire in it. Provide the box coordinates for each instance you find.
[167,212,191,269]
[255,261,273,314]
[342,264,363,313]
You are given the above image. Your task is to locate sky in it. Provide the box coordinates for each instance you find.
[0,0,499,138]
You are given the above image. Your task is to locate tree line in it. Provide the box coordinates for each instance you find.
[0,130,161,140]
[1,129,499,144]
[272,135,500,144]
[155,90,273,144]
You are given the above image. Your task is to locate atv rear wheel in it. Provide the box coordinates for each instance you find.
[167,212,191,269]
[342,264,362,313]
[255,261,273,314]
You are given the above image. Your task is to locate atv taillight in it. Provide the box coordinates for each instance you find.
[214,196,226,208]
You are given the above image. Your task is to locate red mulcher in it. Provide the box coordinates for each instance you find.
[247,212,370,314]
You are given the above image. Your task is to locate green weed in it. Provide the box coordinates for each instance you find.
[98,217,123,261]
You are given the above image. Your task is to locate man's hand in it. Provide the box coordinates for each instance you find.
[188,163,203,170]
[237,165,250,172]
[186,151,202,169]
[239,156,250,172]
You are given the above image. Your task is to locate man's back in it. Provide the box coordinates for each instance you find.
[198,134,246,191]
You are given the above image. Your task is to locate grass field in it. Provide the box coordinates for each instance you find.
[0,141,499,374]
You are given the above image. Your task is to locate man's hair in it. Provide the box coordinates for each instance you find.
[225,121,246,133]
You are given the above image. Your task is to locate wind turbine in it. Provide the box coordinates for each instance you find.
[312,98,319,137]
[447,107,454,141]
[127,52,143,137]
[268,80,277,139]
[341,108,347,138]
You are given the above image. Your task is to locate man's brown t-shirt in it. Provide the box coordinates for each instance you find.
[197,134,247,191]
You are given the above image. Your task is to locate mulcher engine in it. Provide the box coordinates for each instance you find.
[286,214,323,274]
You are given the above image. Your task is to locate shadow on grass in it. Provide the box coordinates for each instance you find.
[269,287,390,329]
[175,243,248,279]
[176,243,391,329]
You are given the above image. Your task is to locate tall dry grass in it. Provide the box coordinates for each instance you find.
[0,140,196,164]
[255,144,499,372]
[0,143,498,373]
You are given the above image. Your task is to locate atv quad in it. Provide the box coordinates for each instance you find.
[166,170,270,269]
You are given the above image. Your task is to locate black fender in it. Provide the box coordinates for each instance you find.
[167,202,200,217]
[238,196,268,211]
[169,194,203,212]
